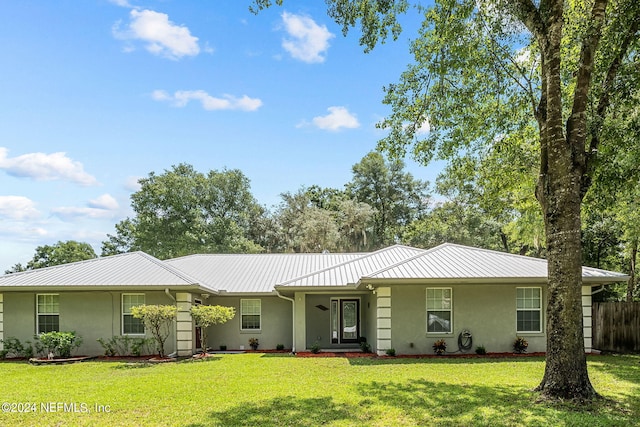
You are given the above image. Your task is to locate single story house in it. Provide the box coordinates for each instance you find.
[0,243,628,357]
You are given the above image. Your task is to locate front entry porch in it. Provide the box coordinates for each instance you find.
[299,293,373,351]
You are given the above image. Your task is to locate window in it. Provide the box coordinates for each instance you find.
[37,294,59,333]
[122,294,145,335]
[517,287,542,333]
[241,299,261,330]
[426,288,452,333]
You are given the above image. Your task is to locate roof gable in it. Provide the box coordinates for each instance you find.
[0,251,207,289]
[363,243,628,282]
[277,245,426,287]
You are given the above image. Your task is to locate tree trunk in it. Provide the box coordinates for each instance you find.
[532,0,599,401]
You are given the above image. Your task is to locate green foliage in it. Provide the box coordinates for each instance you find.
[97,336,156,357]
[37,331,83,358]
[310,342,321,354]
[513,337,529,354]
[346,151,430,246]
[130,305,177,357]
[190,305,236,352]
[6,241,96,273]
[359,339,372,353]
[385,348,396,357]
[475,345,487,355]
[102,163,264,259]
[276,344,285,351]
[0,337,37,358]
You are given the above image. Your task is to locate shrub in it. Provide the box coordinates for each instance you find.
[385,348,396,357]
[475,345,487,355]
[513,337,529,354]
[310,342,321,354]
[130,305,177,358]
[276,344,285,351]
[249,338,259,350]
[37,332,83,358]
[219,345,227,351]
[97,336,156,357]
[432,339,447,355]
[359,338,371,353]
[190,305,235,353]
[0,337,36,358]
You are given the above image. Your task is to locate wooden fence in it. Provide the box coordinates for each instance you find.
[592,302,640,353]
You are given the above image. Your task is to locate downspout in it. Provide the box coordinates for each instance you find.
[164,288,176,301]
[275,290,296,353]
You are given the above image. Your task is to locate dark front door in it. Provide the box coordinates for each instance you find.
[340,299,360,344]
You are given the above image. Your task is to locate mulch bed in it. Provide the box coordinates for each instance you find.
[296,352,547,358]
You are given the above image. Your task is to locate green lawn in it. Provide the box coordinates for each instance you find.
[0,354,638,426]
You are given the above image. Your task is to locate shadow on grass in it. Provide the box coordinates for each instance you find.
[347,355,546,366]
[190,377,637,426]
[187,396,356,427]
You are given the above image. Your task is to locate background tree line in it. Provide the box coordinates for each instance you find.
[6,148,639,302]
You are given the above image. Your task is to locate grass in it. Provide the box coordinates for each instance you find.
[0,354,638,426]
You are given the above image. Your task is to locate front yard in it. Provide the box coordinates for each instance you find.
[0,354,638,426]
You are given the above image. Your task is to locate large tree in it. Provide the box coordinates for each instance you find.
[253,0,639,400]
[5,240,97,273]
[102,164,263,259]
[346,152,430,247]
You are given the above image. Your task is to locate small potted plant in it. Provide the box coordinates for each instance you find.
[432,339,447,355]
[248,338,259,351]
[513,336,528,354]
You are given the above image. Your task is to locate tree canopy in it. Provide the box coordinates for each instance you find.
[5,240,97,274]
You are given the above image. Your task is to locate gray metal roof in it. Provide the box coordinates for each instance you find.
[277,245,426,287]
[165,253,364,293]
[363,243,629,282]
[0,251,207,290]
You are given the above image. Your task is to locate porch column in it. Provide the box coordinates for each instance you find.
[376,287,391,356]
[294,292,306,352]
[175,292,193,357]
[582,285,592,353]
[0,294,3,351]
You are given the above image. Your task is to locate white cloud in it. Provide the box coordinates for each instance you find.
[52,194,120,221]
[109,0,132,7]
[281,12,334,63]
[124,176,142,192]
[88,194,119,210]
[311,106,360,131]
[0,147,98,186]
[152,90,263,112]
[0,196,40,220]
[113,9,200,60]
[51,206,118,221]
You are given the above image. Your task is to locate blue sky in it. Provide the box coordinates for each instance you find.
[0,0,440,269]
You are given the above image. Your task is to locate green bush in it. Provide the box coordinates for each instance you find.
[475,345,487,355]
[276,344,285,351]
[310,342,321,354]
[97,336,155,357]
[513,337,528,354]
[38,331,83,358]
[385,348,396,357]
[0,337,39,358]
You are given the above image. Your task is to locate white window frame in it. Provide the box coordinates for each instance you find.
[36,294,59,334]
[516,287,543,333]
[240,299,261,331]
[122,293,146,335]
[426,288,453,334]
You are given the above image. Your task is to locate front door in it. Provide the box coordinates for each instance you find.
[331,299,360,344]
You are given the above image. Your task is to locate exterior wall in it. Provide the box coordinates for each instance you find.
[2,291,177,356]
[304,293,372,350]
[390,284,548,354]
[206,295,292,351]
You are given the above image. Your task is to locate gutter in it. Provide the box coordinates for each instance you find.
[275,290,296,353]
